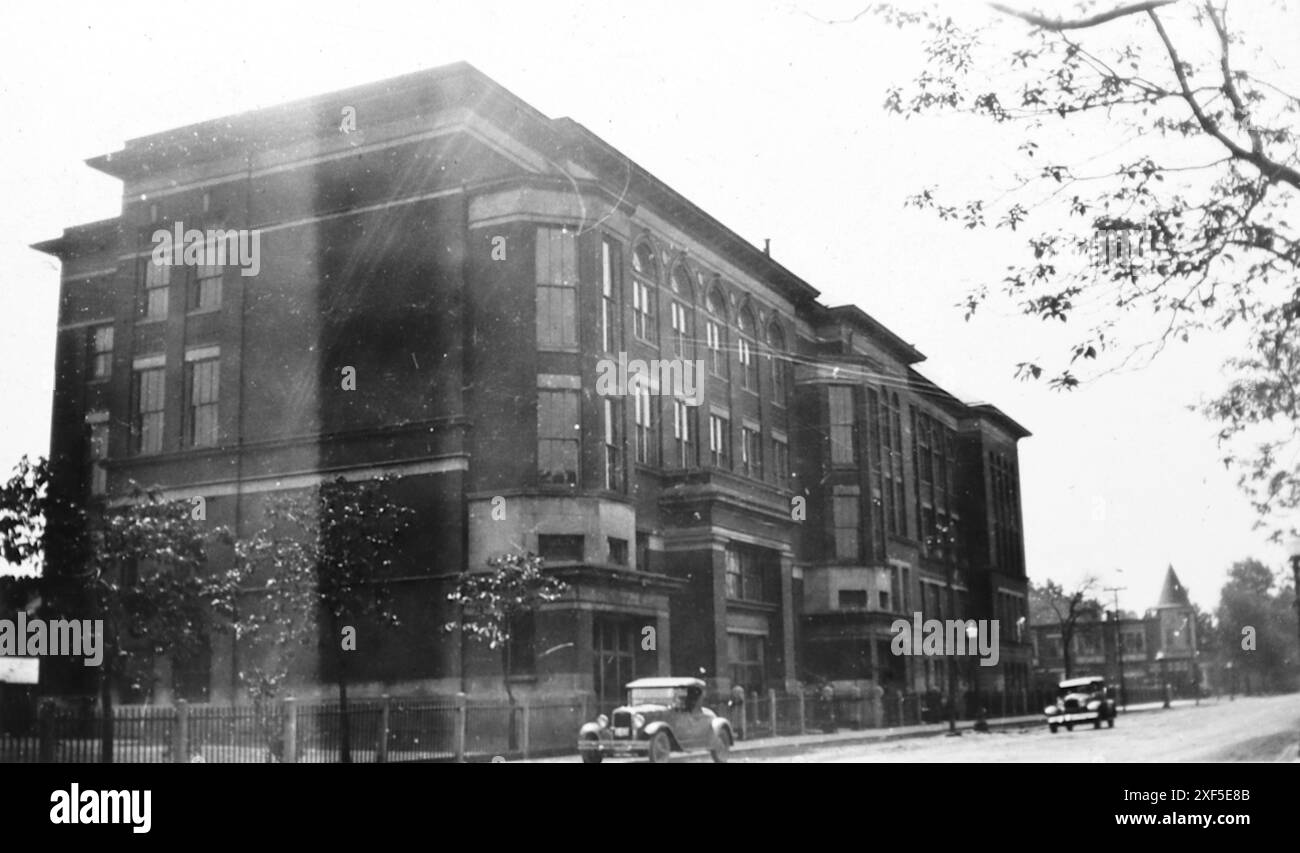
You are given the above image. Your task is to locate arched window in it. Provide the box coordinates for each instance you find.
[737,304,758,393]
[705,284,728,379]
[669,265,693,358]
[631,241,659,343]
[768,322,787,404]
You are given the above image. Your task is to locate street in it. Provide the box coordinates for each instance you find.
[734,695,1299,763]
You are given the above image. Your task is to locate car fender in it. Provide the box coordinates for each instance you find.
[710,717,733,744]
[579,722,609,740]
[642,721,680,750]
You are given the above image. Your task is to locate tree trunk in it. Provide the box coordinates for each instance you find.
[338,676,351,764]
[502,643,517,752]
[99,654,114,763]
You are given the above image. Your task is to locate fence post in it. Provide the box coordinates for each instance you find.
[282,698,297,764]
[454,693,467,763]
[521,700,531,761]
[38,700,55,763]
[173,700,188,764]
[377,694,390,764]
[797,691,806,734]
[768,689,778,737]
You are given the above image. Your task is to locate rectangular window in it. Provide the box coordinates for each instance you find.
[772,437,790,487]
[538,534,584,564]
[538,389,580,485]
[739,337,757,392]
[603,398,623,491]
[636,532,650,573]
[607,537,628,567]
[634,383,654,465]
[142,258,170,321]
[670,301,690,357]
[725,544,773,602]
[132,366,166,454]
[88,324,114,381]
[536,227,578,349]
[709,413,729,468]
[741,426,761,479]
[832,494,861,561]
[632,279,655,342]
[601,239,619,354]
[706,320,726,378]
[673,399,694,468]
[839,590,868,610]
[191,262,223,312]
[829,386,855,466]
[185,357,220,448]
[728,632,766,693]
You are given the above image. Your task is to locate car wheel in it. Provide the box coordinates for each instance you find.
[1049,724,1058,734]
[1093,719,1101,730]
[1065,723,1074,731]
[647,731,672,764]
[711,729,732,764]
[1107,717,1115,729]
[581,734,603,764]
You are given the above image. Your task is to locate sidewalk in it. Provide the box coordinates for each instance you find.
[515,698,1203,762]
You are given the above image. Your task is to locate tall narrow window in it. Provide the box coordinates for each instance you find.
[601,238,620,354]
[536,227,578,349]
[832,494,861,560]
[741,425,762,479]
[868,389,887,557]
[768,324,787,405]
[191,261,223,312]
[88,325,114,381]
[631,242,658,343]
[185,355,220,447]
[132,364,166,454]
[772,436,790,487]
[87,417,108,496]
[891,393,906,536]
[669,267,692,358]
[705,286,728,379]
[673,399,695,468]
[142,258,169,321]
[737,307,758,392]
[709,413,730,468]
[633,382,655,465]
[828,386,855,466]
[603,398,623,491]
[537,389,580,485]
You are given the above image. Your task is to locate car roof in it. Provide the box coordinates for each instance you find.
[625,677,706,689]
[1059,676,1105,688]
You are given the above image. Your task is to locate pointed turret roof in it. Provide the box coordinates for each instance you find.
[1155,565,1191,608]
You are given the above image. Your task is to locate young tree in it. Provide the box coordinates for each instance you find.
[1215,557,1298,691]
[235,475,415,763]
[873,1,1300,538]
[0,455,240,762]
[1030,577,1103,677]
[444,550,569,711]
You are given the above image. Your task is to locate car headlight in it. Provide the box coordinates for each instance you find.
[596,714,609,728]
[1086,700,1101,711]
[633,714,645,730]
[1044,706,1059,715]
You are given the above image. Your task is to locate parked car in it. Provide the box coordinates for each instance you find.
[1044,675,1117,733]
[578,677,734,763]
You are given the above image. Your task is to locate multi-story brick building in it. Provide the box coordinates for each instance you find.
[33,63,1030,706]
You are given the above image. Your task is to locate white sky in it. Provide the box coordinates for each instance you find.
[1,0,1293,611]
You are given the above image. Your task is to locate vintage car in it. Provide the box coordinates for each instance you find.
[578,677,734,763]
[1044,675,1117,733]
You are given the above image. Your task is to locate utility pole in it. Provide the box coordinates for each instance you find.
[1103,585,1126,711]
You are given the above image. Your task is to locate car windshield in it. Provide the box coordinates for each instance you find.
[628,687,680,707]
[1060,683,1100,695]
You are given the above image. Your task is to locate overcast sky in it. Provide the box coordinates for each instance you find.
[2,0,1294,611]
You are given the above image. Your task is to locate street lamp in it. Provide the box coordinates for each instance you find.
[926,523,959,736]
[1225,660,1235,701]
[1287,537,1300,653]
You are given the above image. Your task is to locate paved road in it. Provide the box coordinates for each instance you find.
[737,695,1299,762]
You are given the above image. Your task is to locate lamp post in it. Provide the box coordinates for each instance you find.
[1287,538,1300,652]
[1225,660,1235,701]
[1103,579,1127,712]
